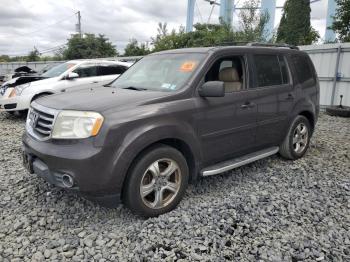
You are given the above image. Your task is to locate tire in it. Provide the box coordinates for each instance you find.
[123,144,189,217]
[279,115,311,160]
[7,110,28,118]
[326,106,350,118]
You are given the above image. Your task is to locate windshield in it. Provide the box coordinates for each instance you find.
[111,53,206,91]
[41,62,77,78]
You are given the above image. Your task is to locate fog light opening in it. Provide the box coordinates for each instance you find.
[62,174,74,188]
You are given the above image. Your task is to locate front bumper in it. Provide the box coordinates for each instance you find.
[22,133,122,206]
[0,89,32,111]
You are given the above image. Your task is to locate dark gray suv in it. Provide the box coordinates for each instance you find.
[22,43,319,217]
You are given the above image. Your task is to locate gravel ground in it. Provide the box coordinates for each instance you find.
[0,112,349,261]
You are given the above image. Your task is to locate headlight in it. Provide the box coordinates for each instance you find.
[52,111,104,139]
[15,83,31,95]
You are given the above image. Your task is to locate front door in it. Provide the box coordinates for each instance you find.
[194,54,257,165]
[63,63,101,92]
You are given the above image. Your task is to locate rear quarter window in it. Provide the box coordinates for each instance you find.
[292,55,315,86]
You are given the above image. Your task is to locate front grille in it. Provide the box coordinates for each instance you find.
[27,102,57,141]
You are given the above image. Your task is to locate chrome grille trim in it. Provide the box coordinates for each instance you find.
[26,102,59,141]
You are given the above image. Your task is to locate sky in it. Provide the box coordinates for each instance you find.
[0,0,330,56]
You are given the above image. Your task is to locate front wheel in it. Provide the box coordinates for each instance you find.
[123,144,189,217]
[279,115,311,160]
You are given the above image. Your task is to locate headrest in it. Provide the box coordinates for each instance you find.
[219,67,240,82]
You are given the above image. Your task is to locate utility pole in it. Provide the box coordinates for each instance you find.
[76,11,82,38]
[325,0,336,42]
[186,0,195,32]
[261,0,276,40]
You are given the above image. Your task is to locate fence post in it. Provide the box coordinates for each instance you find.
[331,45,341,105]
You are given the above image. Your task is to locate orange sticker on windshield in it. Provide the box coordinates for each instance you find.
[180,61,197,72]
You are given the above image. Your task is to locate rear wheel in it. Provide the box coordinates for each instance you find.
[123,144,189,217]
[279,115,311,160]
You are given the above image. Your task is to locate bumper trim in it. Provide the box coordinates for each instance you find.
[4,103,17,110]
[32,157,78,190]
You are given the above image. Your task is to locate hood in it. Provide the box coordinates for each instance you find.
[28,76,60,87]
[36,87,172,112]
[2,75,45,87]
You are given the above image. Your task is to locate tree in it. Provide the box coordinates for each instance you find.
[124,39,150,56]
[0,55,10,62]
[331,0,350,42]
[277,0,319,45]
[236,0,270,42]
[151,0,270,52]
[26,47,40,62]
[63,33,118,60]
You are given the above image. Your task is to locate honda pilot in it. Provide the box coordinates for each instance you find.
[22,43,319,217]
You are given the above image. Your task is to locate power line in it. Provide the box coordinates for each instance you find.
[39,44,67,55]
[195,1,204,23]
[15,13,77,37]
[4,43,67,57]
[207,0,217,23]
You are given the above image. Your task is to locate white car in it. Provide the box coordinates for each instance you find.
[0,60,131,114]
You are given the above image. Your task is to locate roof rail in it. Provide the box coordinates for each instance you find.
[246,42,299,50]
[218,41,249,46]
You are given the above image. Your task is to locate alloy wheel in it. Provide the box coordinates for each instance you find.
[140,158,181,209]
[292,123,309,154]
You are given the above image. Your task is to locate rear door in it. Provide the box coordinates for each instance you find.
[251,53,295,148]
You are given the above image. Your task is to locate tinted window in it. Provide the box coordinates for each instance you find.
[292,55,314,84]
[73,64,97,78]
[254,55,283,87]
[98,64,127,76]
[278,55,289,84]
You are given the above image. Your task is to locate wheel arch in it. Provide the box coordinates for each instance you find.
[291,97,317,134]
[111,124,201,201]
[31,91,54,102]
[298,110,315,133]
[135,138,197,181]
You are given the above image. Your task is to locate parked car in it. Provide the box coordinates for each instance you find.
[22,43,319,217]
[0,64,67,100]
[0,60,131,114]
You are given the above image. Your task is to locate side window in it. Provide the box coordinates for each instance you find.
[278,55,290,84]
[205,56,245,93]
[98,64,127,76]
[73,64,98,78]
[292,55,315,85]
[254,55,283,87]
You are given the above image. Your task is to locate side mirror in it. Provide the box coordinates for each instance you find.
[65,72,79,80]
[198,81,225,97]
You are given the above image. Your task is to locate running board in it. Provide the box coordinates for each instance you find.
[201,147,279,176]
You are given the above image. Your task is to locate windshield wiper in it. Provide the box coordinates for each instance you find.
[122,86,147,91]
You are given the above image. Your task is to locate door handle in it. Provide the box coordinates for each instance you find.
[285,93,294,100]
[240,102,256,109]
[91,81,99,84]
